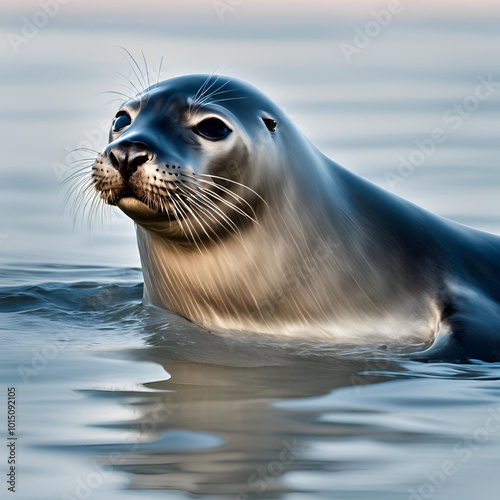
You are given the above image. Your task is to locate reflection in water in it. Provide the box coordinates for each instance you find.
[84,343,398,497]
[76,331,500,499]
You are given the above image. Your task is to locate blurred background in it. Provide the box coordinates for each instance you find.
[1,2,500,500]
[1,0,499,267]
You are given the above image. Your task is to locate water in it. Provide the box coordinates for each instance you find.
[1,2,500,499]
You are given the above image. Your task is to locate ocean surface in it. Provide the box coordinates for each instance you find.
[1,2,500,499]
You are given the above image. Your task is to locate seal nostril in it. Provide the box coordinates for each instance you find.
[109,152,120,171]
[127,154,149,176]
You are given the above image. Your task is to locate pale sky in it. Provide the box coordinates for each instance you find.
[2,0,500,22]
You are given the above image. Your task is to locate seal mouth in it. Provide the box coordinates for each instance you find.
[100,175,196,221]
[90,155,260,239]
[116,196,174,222]
[110,188,182,220]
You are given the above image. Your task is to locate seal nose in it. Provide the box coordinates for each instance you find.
[107,140,152,177]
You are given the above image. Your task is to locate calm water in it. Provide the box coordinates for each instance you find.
[1,2,500,499]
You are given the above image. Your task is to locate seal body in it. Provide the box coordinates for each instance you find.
[90,74,500,359]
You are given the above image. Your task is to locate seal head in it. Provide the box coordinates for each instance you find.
[92,75,281,240]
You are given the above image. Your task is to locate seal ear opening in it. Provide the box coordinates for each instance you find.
[262,117,277,132]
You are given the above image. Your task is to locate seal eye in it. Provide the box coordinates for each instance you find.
[112,112,131,132]
[193,118,231,141]
[262,118,277,132]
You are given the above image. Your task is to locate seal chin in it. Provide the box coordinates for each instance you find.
[117,196,172,224]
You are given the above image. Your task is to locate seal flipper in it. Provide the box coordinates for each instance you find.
[415,284,500,362]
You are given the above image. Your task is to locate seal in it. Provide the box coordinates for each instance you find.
[89,74,500,360]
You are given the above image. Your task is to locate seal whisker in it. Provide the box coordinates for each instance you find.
[141,191,158,213]
[194,179,252,211]
[72,168,98,180]
[141,50,151,90]
[118,46,147,93]
[62,167,93,204]
[88,191,102,227]
[201,96,249,107]
[141,191,163,218]
[173,193,207,252]
[67,158,97,164]
[194,64,235,108]
[116,79,140,99]
[201,85,238,101]
[159,194,171,217]
[62,175,93,202]
[155,56,164,89]
[99,90,134,100]
[61,164,94,184]
[194,91,241,111]
[174,192,218,247]
[104,98,127,107]
[69,147,100,155]
[68,155,99,161]
[88,190,108,229]
[192,184,258,224]
[70,179,106,229]
[167,193,192,243]
[197,73,225,100]
[115,73,143,104]
[180,184,241,235]
[182,184,241,235]
[193,177,257,218]
[140,50,153,108]
[194,173,266,204]
[64,174,92,193]
[189,74,214,114]
[190,66,234,114]
[191,69,219,107]
[194,81,234,110]
[195,88,238,106]
[176,187,225,244]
